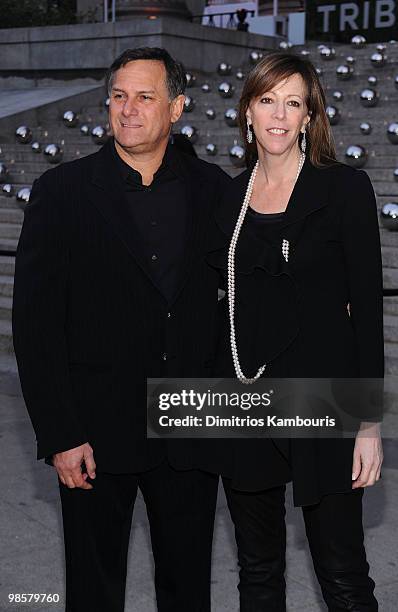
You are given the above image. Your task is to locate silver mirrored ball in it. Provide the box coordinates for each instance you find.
[218,62,232,76]
[326,106,341,125]
[345,145,368,168]
[201,83,211,93]
[368,75,377,85]
[43,144,63,163]
[336,65,353,80]
[2,183,13,197]
[249,51,263,65]
[205,108,216,120]
[380,203,398,230]
[80,124,90,136]
[185,73,196,88]
[16,187,31,207]
[15,125,33,144]
[184,96,195,112]
[370,52,387,67]
[218,82,234,98]
[387,123,398,144]
[320,46,336,60]
[359,89,379,107]
[229,144,245,168]
[224,108,238,127]
[31,141,41,153]
[63,110,78,127]
[360,122,372,135]
[91,126,108,145]
[333,90,344,102]
[206,143,217,156]
[180,125,198,144]
[351,35,366,48]
[236,69,245,80]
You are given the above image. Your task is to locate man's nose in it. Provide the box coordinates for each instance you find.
[121,99,139,117]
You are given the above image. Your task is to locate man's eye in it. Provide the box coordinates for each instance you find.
[142,95,152,100]
[113,94,123,99]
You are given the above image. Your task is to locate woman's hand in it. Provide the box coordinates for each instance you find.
[352,422,383,489]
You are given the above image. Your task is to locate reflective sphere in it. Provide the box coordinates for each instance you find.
[394,75,398,89]
[31,141,41,153]
[345,145,368,168]
[180,125,198,144]
[2,183,13,197]
[0,163,9,182]
[206,143,217,156]
[43,144,63,164]
[380,203,398,230]
[91,126,108,145]
[346,55,356,64]
[16,187,31,207]
[351,34,366,48]
[80,124,90,136]
[368,75,377,86]
[370,52,387,67]
[387,123,398,144]
[393,168,398,181]
[320,46,335,60]
[229,144,245,168]
[15,125,33,144]
[63,110,78,127]
[218,82,234,98]
[201,83,211,93]
[224,108,238,127]
[359,89,379,107]
[316,67,323,76]
[185,73,196,87]
[236,69,245,80]
[205,108,216,120]
[104,97,110,108]
[326,106,341,125]
[279,41,292,50]
[360,122,372,135]
[218,62,232,76]
[336,65,353,80]
[333,90,344,102]
[184,96,195,112]
[249,51,263,64]
[376,44,386,53]
[301,49,310,56]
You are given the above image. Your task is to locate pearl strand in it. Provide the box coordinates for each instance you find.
[227,151,306,385]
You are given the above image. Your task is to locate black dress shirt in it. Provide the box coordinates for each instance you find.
[112,139,187,303]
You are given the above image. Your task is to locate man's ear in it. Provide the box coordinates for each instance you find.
[171,95,185,124]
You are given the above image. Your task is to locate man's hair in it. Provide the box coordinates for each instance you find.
[106,47,186,100]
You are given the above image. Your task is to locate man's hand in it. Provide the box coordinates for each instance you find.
[53,442,96,489]
[352,422,383,489]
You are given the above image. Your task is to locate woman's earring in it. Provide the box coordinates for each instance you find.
[246,120,253,144]
[301,128,306,153]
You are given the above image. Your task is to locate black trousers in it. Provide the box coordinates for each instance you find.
[223,480,378,612]
[58,462,219,612]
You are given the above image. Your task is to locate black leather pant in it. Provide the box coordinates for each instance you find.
[223,480,378,612]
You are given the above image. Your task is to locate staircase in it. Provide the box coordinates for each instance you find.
[0,38,397,373]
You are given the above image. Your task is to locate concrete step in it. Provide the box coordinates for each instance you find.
[382,247,398,269]
[0,256,15,276]
[385,342,398,375]
[384,296,398,316]
[0,295,12,320]
[0,319,14,354]
[0,275,14,298]
[384,314,398,343]
[0,224,22,240]
[384,268,398,289]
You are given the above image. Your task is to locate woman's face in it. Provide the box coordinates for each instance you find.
[246,72,311,157]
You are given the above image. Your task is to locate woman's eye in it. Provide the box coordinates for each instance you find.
[260,97,273,103]
[288,100,300,107]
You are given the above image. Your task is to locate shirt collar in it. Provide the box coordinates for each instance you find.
[111,137,182,186]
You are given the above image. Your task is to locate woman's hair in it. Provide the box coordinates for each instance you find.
[238,51,337,167]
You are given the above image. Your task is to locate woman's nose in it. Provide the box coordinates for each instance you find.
[272,102,286,120]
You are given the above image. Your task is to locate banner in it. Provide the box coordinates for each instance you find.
[306,0,398,43]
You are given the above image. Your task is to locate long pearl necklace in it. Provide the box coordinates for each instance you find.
[228,151,306,385]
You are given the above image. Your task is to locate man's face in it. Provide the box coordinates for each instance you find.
[109,59,184,154]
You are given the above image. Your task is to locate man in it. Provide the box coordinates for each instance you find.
[12,47,230,612]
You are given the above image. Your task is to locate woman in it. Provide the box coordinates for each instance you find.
[206,52,384,611]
